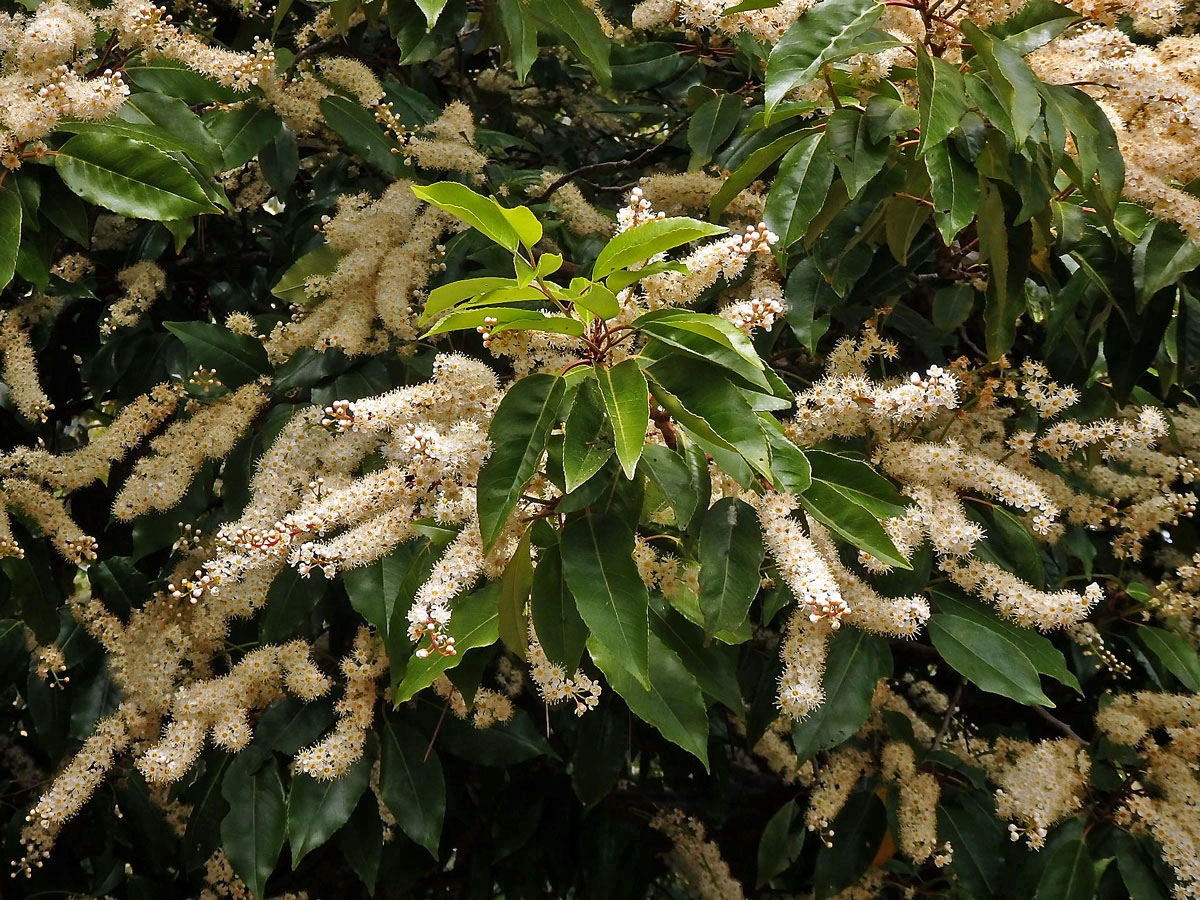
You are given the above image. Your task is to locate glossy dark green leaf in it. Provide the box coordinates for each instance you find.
[527,0,612,86]
[765,0,882,111]
[928,613,1053,706]
[764,132,835,247]
[477,373,565,549]
[221,757,287,899]
[379,717,445,858]
[1137,626,1200,691]
[639,445,704,528]
[757,799,804,888]
[563,378,614,492]
[114,92,225,172]
[1036,839,1095,900]
[916,44,968,156]
[791,627,892,761]
[320,96,408,178]
[394,583,500,702]
[164,321,271,387]
[56,132,219,220]
[497,0,538,81]
[709,130,814,218]
[806,450,907,519]
[595,359,649,479]
[204,104,284,170]
[287,756,371,867]
[650,609,743,712]
[800,482,910,570]
[498,528,534,659]
[925,140,979,243]
[987,0,1080,54]
[588,631,710,768]
[939,791,1006,899]
[865,94,919,144]
[124,60,243,102]
[697,498,764,635]
[1134,219,1200,310]
[562,513,649,686]
[825,108,889,199]
[530,543,588,671]
[0,183,19,291]
[688,93,744,169]
[962,21,1042,144]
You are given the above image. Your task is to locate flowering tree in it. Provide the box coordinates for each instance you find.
[3,0,1200,896]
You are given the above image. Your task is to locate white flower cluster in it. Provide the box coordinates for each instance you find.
[528,631,602,715]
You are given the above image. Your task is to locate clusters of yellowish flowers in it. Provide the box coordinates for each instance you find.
[649,808,748,900]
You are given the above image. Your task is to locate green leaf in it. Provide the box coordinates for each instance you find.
[562,513,650,686]
[498,528,534,659]
[765,0,882,112]
[221,758,286,899]
[124,60,242,102]
[800,482,910,570]
[978,180,1032,360]
[825,108,889,199]
[477,374,566,549]
[164,321,271,388]
[962,21,1042,145]
[938,792,1006,898]
[595,360,649,479]
[762,425,812,494]
[588,632,710,768]
[639,445,705,529]
[113,92,225,172]
[527,0,612,86]
[422,276,518,324]
[378,717,445,858]
[1134,219,1200,310]
[806,450,907,519]
[757,800,804,888]
[764,132,835,247]
[530,543,588,671]
[865,94,919,144]
[415,0,448,26]
[563,378,614,493]
[689,93,744,169]
[1036,839,1095,900]
[791,627,892,761]
[320,96,407,178]
[271,245,343,305]
[413,182,524,252]
[497,0,538,81]
[649,610,743,712]
[925,140,980,243]
[932,590,1079,692]
[203,103,284,170]
[647,356,772,482]
[287,756,371,867]
[709,130,814,218]
[635,309,770,391]
[1137,626,1200,691]
[915,44,968,157]
[56,132,219,220]
[0,184,19,291]
[593,217,725,281]
[987,0,1080,54]
[393,584,501,703]
[697,498,764,635]
[928,613,1053,705]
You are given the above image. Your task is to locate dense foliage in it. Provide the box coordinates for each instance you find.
[3,0,1200,897]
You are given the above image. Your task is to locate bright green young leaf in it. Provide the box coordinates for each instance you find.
[636,310,770,391]
[415,0,448,26]
[928,613,1053,706]
[573,283,620,320]
[221,757,287,900]
[412,182,522,253]
[562,513,650,685]
[530,543,588,672]
[497,0,538,81]
[595,359,649,479]
[394,584,501,703]
[588,631,710,768]
[697,498,765,635]
[1137,626,1200,691]
[0,185,19,291]
[288,756,371,867]
[764,0,882,112]
[379,716,445,858]
[478,372,565,550]
[164,321,271,388]
[56,132,219,221]
[592,217,725,281]
[271,245,343,305]
[764,132,835,247]
[916,44,969,156]
[421,276,518,323]
[865,94,920,144]
[762,424,813,494]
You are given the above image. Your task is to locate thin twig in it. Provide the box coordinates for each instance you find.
[530,118,690,203]
[1033,705,1085,743]
[931,677,965,750]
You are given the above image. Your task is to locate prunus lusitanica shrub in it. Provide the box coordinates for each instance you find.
[3,0,1200,896]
